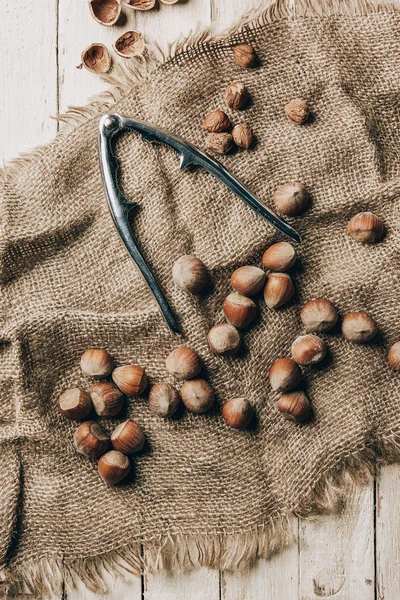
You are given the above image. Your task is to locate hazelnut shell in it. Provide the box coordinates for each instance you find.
[172,255,209,293]
[180,379,215,413]
[149,382,181,417]
[74,421,110,458]
[80,44,112,74]
[269,358,302,393]
[165,346,202,380]
[222,398,254,429]
[341,311,377,343]
[223,293,256,329]
[80,348,114,379]
[347,212,385,244]
[112,364,148,396]
[98,450,131,485]
[273,183,308,216]
[291,335,327,366]
[111,420,145,454]
[89,0,121,26]
[58,388,92,421]
[113,31,145,58]
[277,391,310,423]
[208,323,241,356]
[300,299,338,333]
[90,382,124,417]
[231,266,266,297]
[264,272,294,309]
[388,341,400,370]
[262,242,296,272]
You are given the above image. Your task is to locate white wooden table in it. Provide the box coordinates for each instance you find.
[1,1,399,598]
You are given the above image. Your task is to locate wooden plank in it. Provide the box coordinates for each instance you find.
[144,567,220,600]
[68,560,142,600]
[376,464,400,600]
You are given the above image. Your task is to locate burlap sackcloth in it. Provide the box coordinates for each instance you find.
[1,0,400,595]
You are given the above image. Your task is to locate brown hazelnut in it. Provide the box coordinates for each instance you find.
[262,242,296,272]
[223,292,256,329]
[180,379,215,413]
[269,358,302,392]
[58,388,92,421]
[80,43,112,74]
[388,341,400,370]
[165,346,202,379]
[232,124,254,149]
[89,0,121,26]
[202,109,231,133]
[222,398,254,429]
[300,299,338,332]
[90,382,123,417]
[347,212,385,244]
[74,421,110,458]
[172,255,209,293]
[231,265,266,296]
[285,98,309,124]
[233,44,257,68]
[224,82,248,110]
[98,450,131,485]
[80,348,114,379]
[208,323,241,356]
[273,183,309,216]
[149,382,181,417]
[113,30,145,58]
[206,133,233,155]
[342,311,377,343]
[291,334,327,366]
[112,364,147,395]
[277,391,310,423]
[111,420,145,454]
[264,273,294,309]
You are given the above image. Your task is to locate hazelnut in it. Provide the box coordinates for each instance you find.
[291,334,327,366]
[58,388,92,421]
[172,255,209,294]
[80,348,114,379]
[111,420,145,454]
[90,382,123,417]
[224,82,248,110]
[269,358,301,392]
[231,265,266,297]
[264,273,294,309]
[74,421,110,458]
[208,323,241,356]
[347,212,385,244]
[262,241,296,272]
[300,299,338,332]
[223,292,256,329]
[149,382,181,417]
[112,364,147,395]
[342,311,377,343]
[285,98,309,124]
[165,346,202,379]
[98,450,131,485]
[232,123,254,149]
[206,133,233,155]
[233,44,257,68]
[180,379,215,413]
[277,391,310,423]
[388,341,400,370]
[273,183,309,216]
[202,109,231,133]
[222,398,254,429]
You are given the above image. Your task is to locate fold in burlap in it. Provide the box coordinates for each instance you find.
[1,0,400,595]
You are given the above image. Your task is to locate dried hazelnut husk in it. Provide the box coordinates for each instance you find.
[222,398,254,429]
[90,382,124,417]
[206,133,233,155]
[224,82,248,110]
[277,391,310,423]
[180,379,215,413]
[113,31,145,58]
[285,98,309,124]
[98,450,131,485]
[342,311,377,343]
[233,44,257,68]
[269,358,301,392]
[74,421,110,458]
[79,44,112,74]
[232,124,254,149]
[300,299,338,333]
[208,324,241,356]
[165,346,202,380]
[223,292,256,329]
[111,420,145,454]
[58,388,92,421]
[125,0,156,10]
[112,364,148,395]
[291,335,327,366]
[172,255,209,293]
[89,0,121,26]
[273,183,309,216]
[264,273,294,309]
[262,242,296,272]
[231,266,266,297]
[202,110,231,133]
[388,341,400,370]
[159,0,179,4]
[347,212,385,244]
[80,349,114,379]
[149,382,181,417]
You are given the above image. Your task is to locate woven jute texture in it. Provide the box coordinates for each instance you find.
[1,0,400,595]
